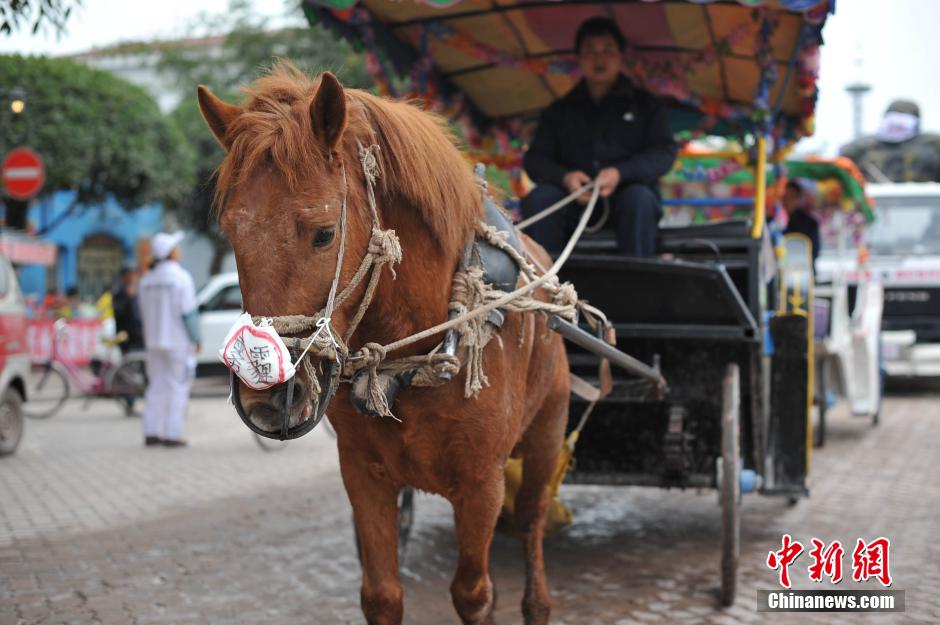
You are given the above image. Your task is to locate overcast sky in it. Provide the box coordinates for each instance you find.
[2,0,938,157]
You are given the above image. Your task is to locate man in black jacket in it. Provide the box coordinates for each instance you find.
[522,17,678,257]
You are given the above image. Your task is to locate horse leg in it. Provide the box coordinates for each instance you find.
[339,454,404,625]
[515,398,567,625]
[450,473,503,625]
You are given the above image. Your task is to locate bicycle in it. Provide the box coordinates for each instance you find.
[23,319,148,419]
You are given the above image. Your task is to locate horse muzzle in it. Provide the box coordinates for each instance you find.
[230,356,340,440]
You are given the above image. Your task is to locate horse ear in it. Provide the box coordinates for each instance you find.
[310,72,347,156]
[197,85,242,150]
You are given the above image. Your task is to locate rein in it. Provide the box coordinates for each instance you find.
[232,141,600,438]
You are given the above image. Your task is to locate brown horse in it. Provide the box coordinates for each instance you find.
[197,62,570,625]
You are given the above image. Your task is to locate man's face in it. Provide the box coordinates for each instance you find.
[577,34,622,86]
[782,186,802,214]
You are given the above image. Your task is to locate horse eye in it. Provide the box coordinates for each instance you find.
[313,228,335,248]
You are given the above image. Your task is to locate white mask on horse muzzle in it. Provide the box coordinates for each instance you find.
[220,312,342,441]
[219,313,297,390]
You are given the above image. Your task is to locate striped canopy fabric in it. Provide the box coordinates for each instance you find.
[304,0,832,142]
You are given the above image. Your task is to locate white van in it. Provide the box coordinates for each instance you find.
[864,183,940,377]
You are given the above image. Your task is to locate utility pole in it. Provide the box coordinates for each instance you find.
[845,82,872,140]
[845,43,871,140]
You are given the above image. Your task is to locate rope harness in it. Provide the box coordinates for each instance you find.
[232,143,604,439]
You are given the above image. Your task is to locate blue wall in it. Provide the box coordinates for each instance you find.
[18,192,163,298]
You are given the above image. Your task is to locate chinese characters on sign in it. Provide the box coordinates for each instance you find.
[767,535,892,588]
[226,333,277,387]
[226,335,277,385]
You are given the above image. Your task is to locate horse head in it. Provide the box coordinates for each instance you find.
[197,63,481,437]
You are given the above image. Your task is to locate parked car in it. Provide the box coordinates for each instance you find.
[0,254,30,455]
[196,272,241,368]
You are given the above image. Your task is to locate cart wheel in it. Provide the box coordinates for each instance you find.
[720,363,741,607]
[354,487,415,570]
[0,389,24,456]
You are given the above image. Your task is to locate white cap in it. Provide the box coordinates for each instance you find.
[151,231,185,260]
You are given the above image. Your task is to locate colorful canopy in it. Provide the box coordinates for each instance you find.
[664,155,874,221]
[662,155,875,247]
[303,0,832,142]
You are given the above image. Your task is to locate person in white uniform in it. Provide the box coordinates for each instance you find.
[139,232,201,447]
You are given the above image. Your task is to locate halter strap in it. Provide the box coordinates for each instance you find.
[255,141,402,372]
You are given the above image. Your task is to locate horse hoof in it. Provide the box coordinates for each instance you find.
[522,600,550,625]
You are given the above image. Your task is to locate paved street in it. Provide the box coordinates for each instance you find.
[1,381,938,625]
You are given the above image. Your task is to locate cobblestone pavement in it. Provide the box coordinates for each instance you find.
[1,382,938,625]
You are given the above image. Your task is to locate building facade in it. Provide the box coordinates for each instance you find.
[17,192,163,300]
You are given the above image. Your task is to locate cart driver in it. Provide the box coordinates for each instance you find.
[521,17,678,258]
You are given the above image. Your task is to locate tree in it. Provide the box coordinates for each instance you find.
[168,96,228,274]
[0,0,78,36]
[158,0,371,273]
[0,54,194,228]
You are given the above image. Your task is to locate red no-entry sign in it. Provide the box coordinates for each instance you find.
[1,147,45,201]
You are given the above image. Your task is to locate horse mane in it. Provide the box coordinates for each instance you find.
[215,61,482,255]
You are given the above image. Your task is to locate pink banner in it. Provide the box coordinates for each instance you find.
[27,319,102,365]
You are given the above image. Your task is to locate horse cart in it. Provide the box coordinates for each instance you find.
[294,0,835,609]
[662,155,883,448]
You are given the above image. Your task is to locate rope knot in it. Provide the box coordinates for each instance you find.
[450,267,487,310]
[355,341,395,419]
[358,142,381,186]
[448,267,496,397]
[477,222,508,245]
[357,342,387,369]
[369,227,402,276]
[369,228,401,280]
[553,282,579,318]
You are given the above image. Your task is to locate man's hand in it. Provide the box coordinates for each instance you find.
[563,170,592,204]
[596,167,621,198]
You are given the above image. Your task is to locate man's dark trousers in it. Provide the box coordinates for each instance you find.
[521,183,661,257]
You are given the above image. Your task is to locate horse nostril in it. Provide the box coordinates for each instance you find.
[269,382,308,410]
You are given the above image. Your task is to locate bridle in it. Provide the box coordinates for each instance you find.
[230,142,402,440]
[229,141,598,440]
